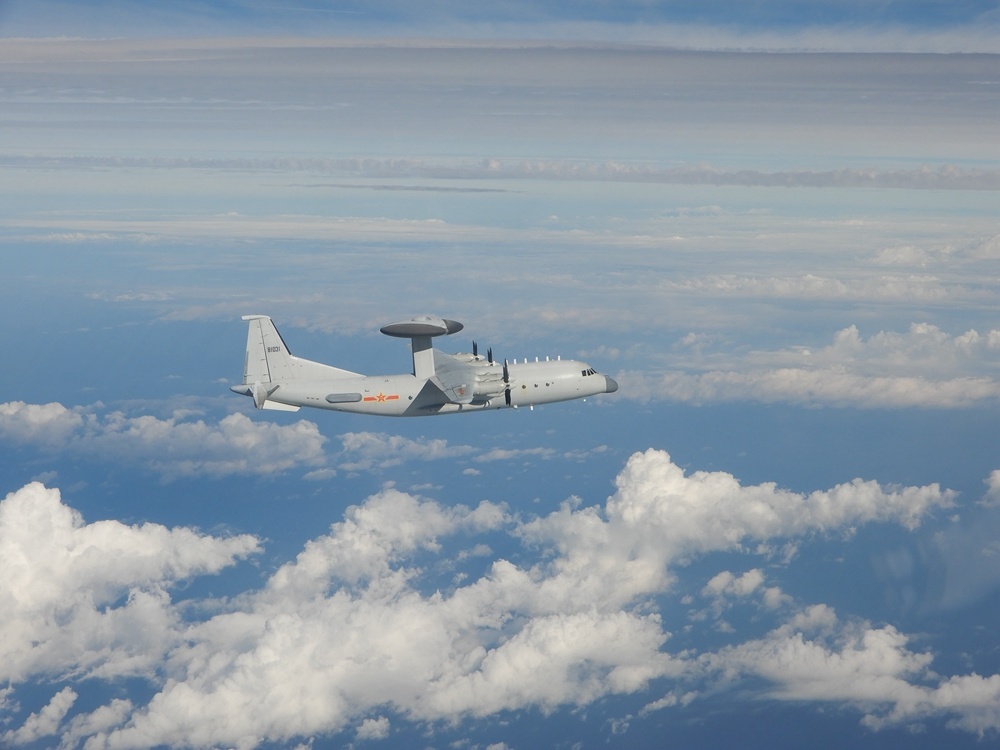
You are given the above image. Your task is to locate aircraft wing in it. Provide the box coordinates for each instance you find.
[429,349,477,404]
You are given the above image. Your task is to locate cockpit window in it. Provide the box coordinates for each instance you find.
[582,368,597,376]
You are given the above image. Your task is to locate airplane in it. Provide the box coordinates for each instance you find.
[230,314,618,416]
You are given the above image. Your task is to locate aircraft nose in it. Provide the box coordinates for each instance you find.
[604,375,619,393]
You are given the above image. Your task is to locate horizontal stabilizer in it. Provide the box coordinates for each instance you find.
[260,400,300,412]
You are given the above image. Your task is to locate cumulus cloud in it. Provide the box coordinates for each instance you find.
[514,449,952,614]
[355,716,390,740]
[0,401,85,445]
[2,687,78,746]
[703,568,766,599]
[3,450,983,747]
[620,323,1000,408]
[984,471,1000,506]
[0,483,259,687]
[700,604,1000,734]
[0,402,329,480]
[337,431,477,472]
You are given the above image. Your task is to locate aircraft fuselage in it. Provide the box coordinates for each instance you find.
[264,358,615,416]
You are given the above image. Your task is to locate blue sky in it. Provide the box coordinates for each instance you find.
[2,4,1000,750]
[4,0,1000,49]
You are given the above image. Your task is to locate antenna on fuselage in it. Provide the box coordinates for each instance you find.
[380,315,464,379]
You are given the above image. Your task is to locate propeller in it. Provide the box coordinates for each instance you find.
[474,340,507,404]
[472,341,495,364]
[503,359,511,406]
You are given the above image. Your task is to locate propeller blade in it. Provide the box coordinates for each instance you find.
[487,347,493,364]
[502,358,511,405]
[473,340,478,357]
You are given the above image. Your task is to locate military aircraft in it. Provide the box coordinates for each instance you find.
[230,314,618,416]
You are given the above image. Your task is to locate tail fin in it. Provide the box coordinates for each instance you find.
[242,314,295,384]
[234,315,361,412]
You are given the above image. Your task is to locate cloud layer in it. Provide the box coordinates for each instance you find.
[0,402,328,480]
[620,323,1000,408]
[8,155,1000,192]
[5,450,997,748]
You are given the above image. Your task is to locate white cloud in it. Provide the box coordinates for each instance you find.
[622,368,1000,409]
[694,569,779,628]
[421,611,676,717]
[703,569,766,599]
[0,402,329,480]
[783,324,1000,377]
[0,402,594,480]
[474,446,555,463]
[2,687,77,746]
[0,453,987,747]
[620,324,1000,408]
[669,274,971,303]
[0,483,259,686]
[8,154,1000,193]
[515,449,952,615]
[984,470,1000,507]
[337,431,477,472]
[355,716,389,740]
[700,604,1000,734]
[263,487,509,593]
[0,401,85,445]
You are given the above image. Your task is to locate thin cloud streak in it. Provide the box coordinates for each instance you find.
[6,155,1000,191]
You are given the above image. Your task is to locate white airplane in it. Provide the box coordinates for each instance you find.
[231,314,618,416]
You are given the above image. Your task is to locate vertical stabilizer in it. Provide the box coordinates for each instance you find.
[242,314,296,383]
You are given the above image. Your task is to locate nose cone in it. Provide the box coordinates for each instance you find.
[604,375,619,393]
